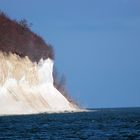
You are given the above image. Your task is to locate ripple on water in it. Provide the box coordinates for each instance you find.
[0,108,140,139]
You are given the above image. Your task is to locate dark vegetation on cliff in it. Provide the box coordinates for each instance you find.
[0,12,54,62]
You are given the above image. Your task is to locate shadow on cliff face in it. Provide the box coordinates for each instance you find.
[0,12,54,62]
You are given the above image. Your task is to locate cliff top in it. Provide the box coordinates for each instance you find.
[0,12,54,62]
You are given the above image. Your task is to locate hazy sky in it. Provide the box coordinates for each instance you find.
[0,0,140,108]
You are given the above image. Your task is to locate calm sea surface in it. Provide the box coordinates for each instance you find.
[0,108,140,140]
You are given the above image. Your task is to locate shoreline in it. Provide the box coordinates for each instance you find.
[0,108,90,116]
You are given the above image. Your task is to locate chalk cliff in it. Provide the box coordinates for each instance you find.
[0,12,78,115]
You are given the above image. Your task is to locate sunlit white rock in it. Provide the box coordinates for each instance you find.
[0,53,77,115]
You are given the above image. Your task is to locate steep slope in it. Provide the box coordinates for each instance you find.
[0,13,78,115]
[0,53,77,115]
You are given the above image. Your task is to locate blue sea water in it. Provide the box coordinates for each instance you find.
[0,108,140,140]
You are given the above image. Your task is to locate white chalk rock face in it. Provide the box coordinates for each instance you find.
[0,53,77,115]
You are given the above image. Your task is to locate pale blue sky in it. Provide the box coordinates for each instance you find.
[0,0,140,108]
